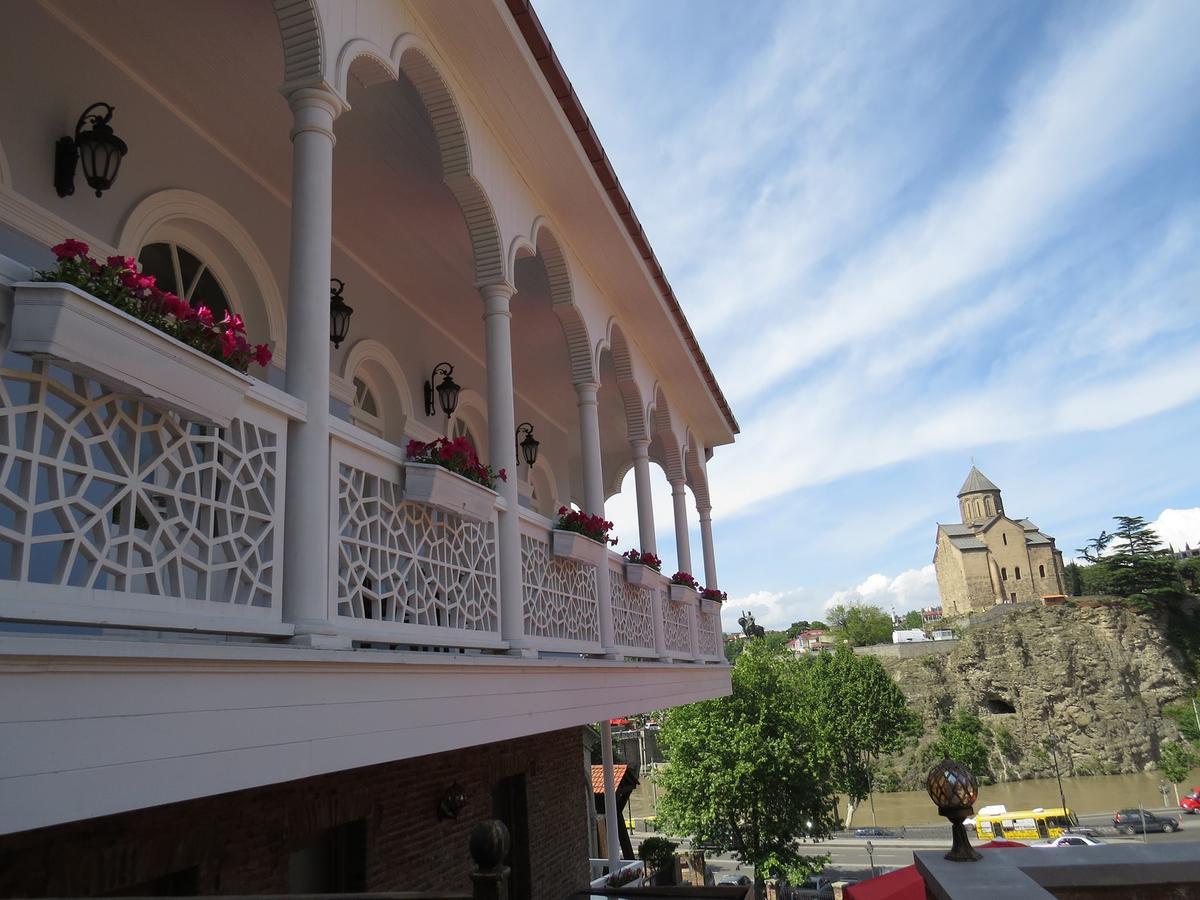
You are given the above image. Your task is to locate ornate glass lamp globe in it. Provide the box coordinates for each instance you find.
[329,279,353,348]
[516,422,539,467]
[927,758,982,862]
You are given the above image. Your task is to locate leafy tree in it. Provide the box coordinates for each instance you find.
[1077,516,1184,605]
[804,646,922,826]
[1179,557,1200,594]
[724,636,746,664]
[1159,741,1199,804]
[901,610,924,630]
[1064,563,1085,597]
[931,709,992,778]
[810,620,828,631]
[1164,693,1200,744]
[827,603,894,647]
[657,642,836,893]
[785,620,812,640]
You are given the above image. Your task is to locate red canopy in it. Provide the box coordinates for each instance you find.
[843,839,1026,900]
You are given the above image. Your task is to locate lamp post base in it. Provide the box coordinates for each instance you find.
[940,806,982,862]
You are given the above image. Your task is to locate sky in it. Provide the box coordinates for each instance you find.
[535,0,1200,631]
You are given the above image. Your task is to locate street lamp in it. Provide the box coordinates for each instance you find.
[1044,709,1069,824]
[865,840,876,879]
[926,758,981,862]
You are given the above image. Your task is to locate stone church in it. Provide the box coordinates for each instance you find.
[934,467,1067,616]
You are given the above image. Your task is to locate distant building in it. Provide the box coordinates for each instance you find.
[933,467,1068,617]
[921,606,944,624]
[1172,545,1200,560]
[787,629,834,655]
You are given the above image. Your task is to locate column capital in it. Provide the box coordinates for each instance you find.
[574,381,600,404]
[630,437,651,456]
[283,84,347,142]
[478,281,516,317]
[669,477,687,494]
[697,504,713,519]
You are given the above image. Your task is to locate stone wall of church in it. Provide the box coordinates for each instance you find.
[981,520,1041,604]
[1029,543,1065,596]
[934,534,970,617]
[961,549,998,613]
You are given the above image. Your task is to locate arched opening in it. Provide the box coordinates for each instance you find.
[983,696,1017,715]
[341,340,415,445]
[137,241,232,321]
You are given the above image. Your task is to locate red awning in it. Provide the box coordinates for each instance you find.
[843,866,928,900]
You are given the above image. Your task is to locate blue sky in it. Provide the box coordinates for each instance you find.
[536,0,1200,629]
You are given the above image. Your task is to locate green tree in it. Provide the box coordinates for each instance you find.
[1178,557,1200,594]
[931,709,992,777]
[827,603,894,647]
[804,646,922,826]
[657,642,836,893]
[785,620,812,640]
[1078,516,1184,605]
[810,620,828,631]
[724,636,746,664]
[901,610,924,630]
[1159,741,1199,804]
[1064,562,1085,597]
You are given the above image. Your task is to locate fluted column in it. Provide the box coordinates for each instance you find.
[577,381,616,654]
[281,85,344,640]
[630,438,656,555]
[481,283,524,651]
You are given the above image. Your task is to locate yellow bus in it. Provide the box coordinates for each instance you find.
[973,807,1079,841]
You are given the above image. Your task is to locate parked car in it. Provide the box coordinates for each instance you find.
[1112,810,1181,834]
[795,875,835,899]
[852,827,896,838]
[1180,788,1200,814]
[718,873,752,886]
[1036,835,1105,848]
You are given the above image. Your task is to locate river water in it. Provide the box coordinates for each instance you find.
[628,767,1200,827]
[849,767,1200,826]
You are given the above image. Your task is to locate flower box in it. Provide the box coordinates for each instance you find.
[403,461,497,522]
[9,281,253,426]
[700,597,722,615]
[669,583,699,604]
[624,562,659,587]
[551,529,604,565]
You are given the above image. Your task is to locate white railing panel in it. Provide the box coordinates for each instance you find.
[697,609,720,658]
[518,511,602,653]
[0,355,293,635]
[662,593,693,655]
[608,557,656,655]
[329,428,502,649]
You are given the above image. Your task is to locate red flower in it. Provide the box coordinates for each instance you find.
[219,329,238,358]
[253,344,273,368]
[196,305,215,327]
[221,311,246,333]
[51,239,89,259]
[106,255,137,271]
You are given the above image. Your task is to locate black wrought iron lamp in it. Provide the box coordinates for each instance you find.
[329,278,353,348]
[436,782,467,820]
[515,422,539,467]
[424,362,461,417]
[55,102,128,198]
[926,758,982,862]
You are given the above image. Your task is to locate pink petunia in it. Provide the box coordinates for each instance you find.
[51,239,89,259]
[253,344,273,368]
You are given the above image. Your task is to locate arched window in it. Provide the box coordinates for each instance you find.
[985,497,994,515]
[138,241,232,319]
[351,376,384,437]
[451,417,479,453]
[1039,564,1046,578]
[1003,533,1008,546]
[1015,566,1021,580]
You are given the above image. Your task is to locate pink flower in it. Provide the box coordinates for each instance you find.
[220,329,238,358]
[253,344,273,368]
[106,255,137,271]
[51,239,89,259]
[196,306,214,327]
[119,271,156,296]
[221,311,246,333]
[498,468,507,482]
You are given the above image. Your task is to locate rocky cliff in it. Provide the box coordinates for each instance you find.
[876,600,1198,789]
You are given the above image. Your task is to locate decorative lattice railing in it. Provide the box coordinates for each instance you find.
[0,355,294,634]
[697,609,720,658]
[518,511,602,653]
[329,426,502,649]
[663,594,693,655]
[608,557,656,654]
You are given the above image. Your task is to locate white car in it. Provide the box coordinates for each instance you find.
[1037,835,1105,848]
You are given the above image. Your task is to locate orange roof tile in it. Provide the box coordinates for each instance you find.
[591,764,629,794]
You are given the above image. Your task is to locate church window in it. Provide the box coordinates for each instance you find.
[1015,566,1021,580]
[985,497,994,515]
[1039,564,1046,578]
[1001,567,1007,580]
[1003,533,1008,546]
[1009,592,1017,603]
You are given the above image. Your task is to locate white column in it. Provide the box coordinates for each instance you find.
[630,438,656,555]
[576,381,617,654]
[281,86,343,640]
[670,478,693,574]
[600,720,621,869]
[698,505,717,589]
[481,283,525,652]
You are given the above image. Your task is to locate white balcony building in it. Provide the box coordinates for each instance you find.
[0,2,737,896]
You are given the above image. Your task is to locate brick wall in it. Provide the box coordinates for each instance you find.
[0,728,590,900]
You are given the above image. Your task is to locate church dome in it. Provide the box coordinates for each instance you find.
[958,465,1000,497]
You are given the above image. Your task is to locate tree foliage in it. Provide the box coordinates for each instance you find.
[901,610,925,630]
[656,642,836,886]
[931,709,992,777]
[827,603,894,647]
[1075,516,1185,606]
[1159,741,1199,785]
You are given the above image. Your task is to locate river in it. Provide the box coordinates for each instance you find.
[627,767,1200,828]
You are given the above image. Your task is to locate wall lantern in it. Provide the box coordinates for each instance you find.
[437,782,467,820]
[424,362,461,417]
[516,422,539,467]
[329,278,353,348]
[55,102,128,198]
[926,757,981,862]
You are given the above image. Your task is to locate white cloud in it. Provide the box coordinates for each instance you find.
[1151,508,1200,552]
[823,565,940,615]
[721,587,818,633]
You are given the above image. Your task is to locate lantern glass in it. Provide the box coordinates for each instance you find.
[77,128,126,196]
[330,279,353,348]
[926,758,978,811]
[520,432,540,467]
[436,373,461,416]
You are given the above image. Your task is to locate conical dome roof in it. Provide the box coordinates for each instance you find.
[957,465,1000,497]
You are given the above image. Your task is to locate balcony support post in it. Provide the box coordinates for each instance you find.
[631,438,657,555]
[698,505,717,589]
[669,478,692,575]
[576,381,617,656]
[600,719,621,871]
[280,84,345,642]
[480,282,526,653]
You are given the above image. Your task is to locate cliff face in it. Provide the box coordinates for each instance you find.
[877,602,1197,788]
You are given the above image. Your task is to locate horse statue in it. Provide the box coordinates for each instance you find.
[737,611,766,639]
